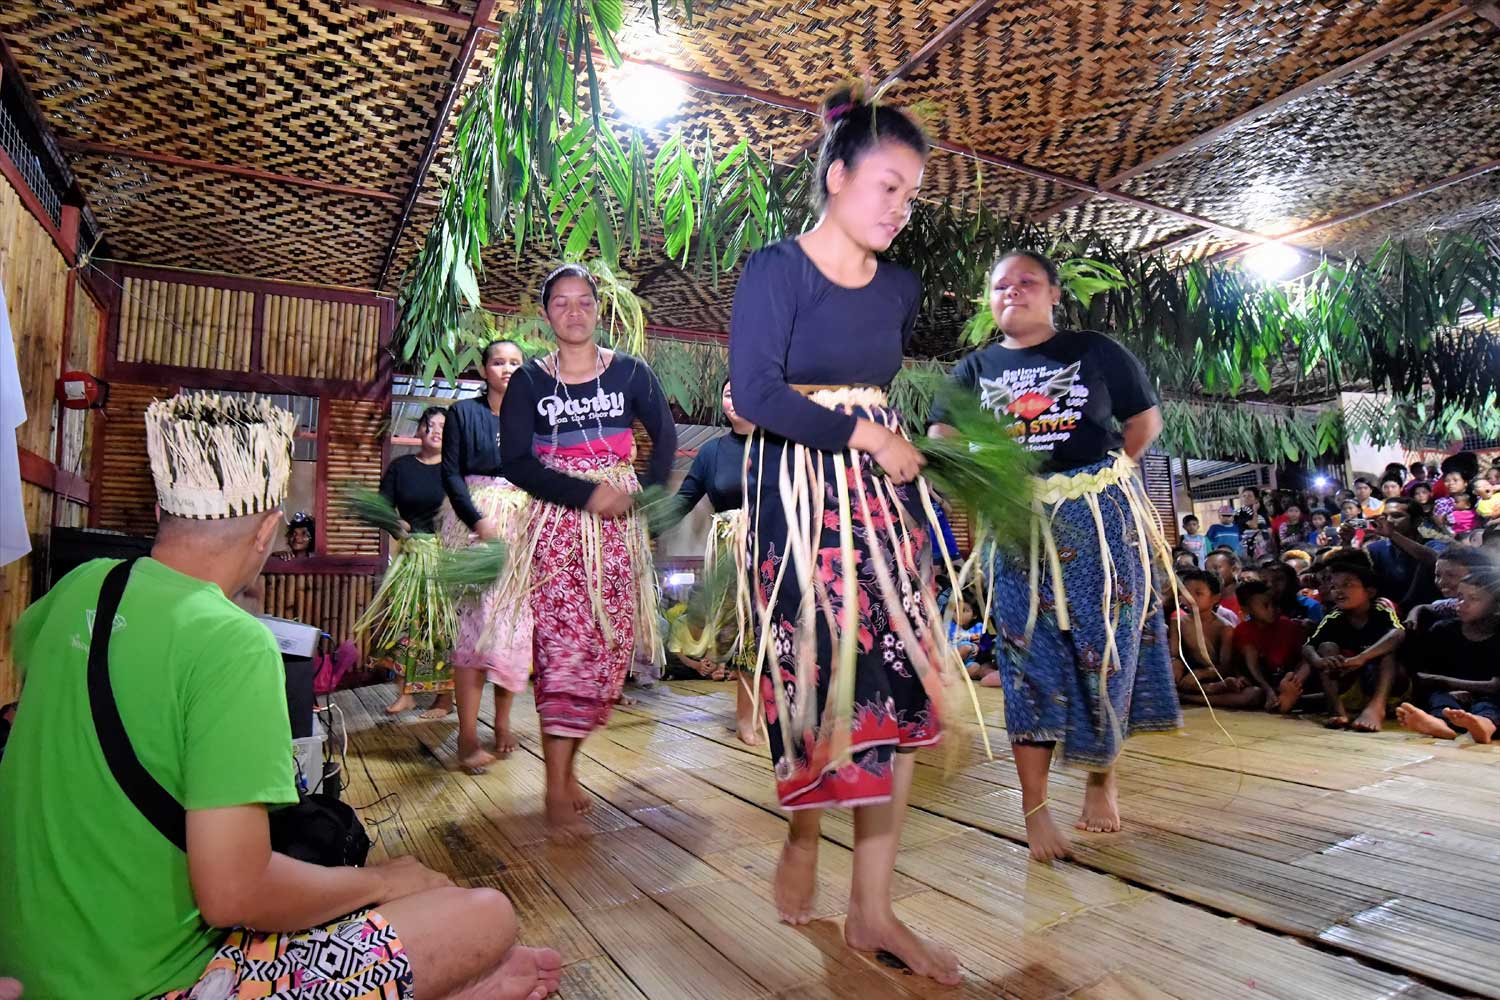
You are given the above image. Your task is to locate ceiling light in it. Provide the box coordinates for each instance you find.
[1242,242,1301,281]
[609,65,687,127]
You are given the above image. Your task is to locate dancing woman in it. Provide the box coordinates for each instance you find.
[498,263,676,839]
[380,405,455,718]
[929,250,1180,863]
[440,340,534,773]
[728,90,962,986]
[669,380,761,745]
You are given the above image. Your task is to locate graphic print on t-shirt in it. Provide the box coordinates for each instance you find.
[977,360,1086,453]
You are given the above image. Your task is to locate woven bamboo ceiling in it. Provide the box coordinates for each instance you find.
[4,0,1500,338]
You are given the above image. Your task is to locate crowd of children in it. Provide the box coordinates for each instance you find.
[1168,452,1500,743]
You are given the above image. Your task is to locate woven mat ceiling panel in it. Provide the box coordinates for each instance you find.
[70,154,396,286]
[1291,168,1500,256]
[609,0,977,100]
[1115,16,1500,238]
[892,0,1452,183]
[1049,197,1201,251]
[920,150,1064,219]
[0,0,465,192]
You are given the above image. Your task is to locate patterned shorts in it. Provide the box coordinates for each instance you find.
[154,910,412,1000]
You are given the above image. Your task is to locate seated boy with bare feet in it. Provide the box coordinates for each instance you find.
[1232,579,1308,712]
[1169,571,1257,706]
[1302,561,1406,732]
[950,594,997,687]
[1396,556,1500,743]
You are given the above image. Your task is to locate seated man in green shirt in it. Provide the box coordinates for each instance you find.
[0,395,559,1000]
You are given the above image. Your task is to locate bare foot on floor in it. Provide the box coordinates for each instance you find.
[545,795,590,844]
[458,746,496,774]
[1352,704,1386,733]
[1077,770,1121,834]
[418,693,453,720]
[1396,703,1457,739]
[1324,714,1350,729]
[493,726,518,757]
[844,906,962,986]
[774,838,819,924]
[979,671,1002,688]
[735,721,762,746]
[385,693,415,715]
[568,776,593,815]
[494,945,563,1000]
[1441,708,1494,743]
[1277,674,1304,714]
[1023,803,1072,862]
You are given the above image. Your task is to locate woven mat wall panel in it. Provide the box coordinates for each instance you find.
[69,154,397,286]
[1115,16,1500,239]
[892,0,1452,184]
[609,0,977,101]
[1,0,464,192]
[635,256,736,333]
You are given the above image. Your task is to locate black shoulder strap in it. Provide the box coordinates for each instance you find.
[89,557,187,852]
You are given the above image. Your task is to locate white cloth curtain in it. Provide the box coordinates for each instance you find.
[0,282,31,568]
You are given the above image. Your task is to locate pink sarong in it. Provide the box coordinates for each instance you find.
[439,477,533,692]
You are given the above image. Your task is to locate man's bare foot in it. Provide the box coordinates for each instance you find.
[1352,704,1385,733]
[545,795,589,844]
[1395,702,1455,738]
[494,944,563,1000]
[385,693,415,715]
[774,837,819,924]
[844,905,962,986]
[1077,770,1121,833]
[458,746,496,774]
[418,692,453,720]
[1276,674,1303,713]
[1023,803,1072,861]
[1441,708,1494,743]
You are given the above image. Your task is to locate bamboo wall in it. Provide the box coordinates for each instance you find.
[94,382,171,537]
[1,171,73,701]
[115,275,254,369]
[324,398,385,556]
[264,293,381,381]
[262,572,377,659]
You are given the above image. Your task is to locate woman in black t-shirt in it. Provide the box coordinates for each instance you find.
[377,405,456,718]
[498,263,676,841]
[930,250,1180,863]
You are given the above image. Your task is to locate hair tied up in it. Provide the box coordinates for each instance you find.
[824,102,855,124]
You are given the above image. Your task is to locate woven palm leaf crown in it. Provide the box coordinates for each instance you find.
[145,394,298,519]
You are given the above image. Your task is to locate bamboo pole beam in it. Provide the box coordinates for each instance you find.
[1030,6,1481,222]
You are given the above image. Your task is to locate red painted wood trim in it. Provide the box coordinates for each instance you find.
[260,556,384,576]
[18,447,90,504]
[104,360,385,401]
[115,263,388,306]
[89,270,112,527]
[314,392,331,557]
[0,144,74,265]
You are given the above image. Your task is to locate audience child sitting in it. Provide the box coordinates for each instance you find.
[1168,570,1255,707]
[1353,478,1384,519]
[1404,547,1485,634]
[1173,548,1200,572]
[948,594,986,677]
[1233,580,1309,713]
[1302,560,1406,732]
[1337,499,1367,547]
[1410,481,1434,517]
[1478,477,1500,522]
[1446,491,1477,534]
[1396,556,1500,743]
[1204,549,1243,623]
[1308,509,1339,548]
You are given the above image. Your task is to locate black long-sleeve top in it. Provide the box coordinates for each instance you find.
[728,239,921,452]
[379,455,446,534]
[440,394,504,529]
[498,352,677,509]
[675,432,750,514]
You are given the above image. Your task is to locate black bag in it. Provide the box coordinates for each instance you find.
[89,558,370,867]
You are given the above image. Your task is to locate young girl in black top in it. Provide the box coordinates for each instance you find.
[930,250,1180,863]
[439,340,533,773]
[498,263,676,841]
[729,89,962,986]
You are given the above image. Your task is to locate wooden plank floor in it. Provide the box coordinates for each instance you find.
[331,681,1500,999]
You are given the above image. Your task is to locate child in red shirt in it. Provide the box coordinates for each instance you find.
[1233,580,1308,713]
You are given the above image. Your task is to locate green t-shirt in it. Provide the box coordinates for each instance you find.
[0,558,299,999]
